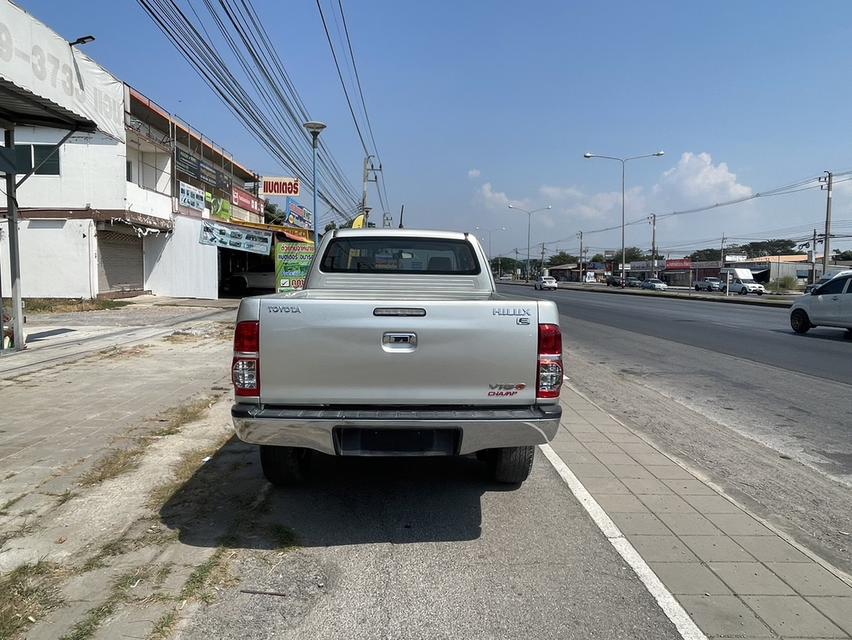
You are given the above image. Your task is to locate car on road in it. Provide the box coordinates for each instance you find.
[789,272,852,335]
[498,274,512,281]
[720,268,766,295]
[695,277,722,291]
[804,269,852,294]
[626,277,642,288]
[231,229,563,487]
[605,274,623,287]
[640,278,668,291]
[535,275,558,290]
[225,265,275,293]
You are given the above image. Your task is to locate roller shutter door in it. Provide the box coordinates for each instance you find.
[97,231,143,292]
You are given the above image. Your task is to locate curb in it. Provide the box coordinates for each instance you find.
[500,281,794,309]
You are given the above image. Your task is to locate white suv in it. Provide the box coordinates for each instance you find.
[790,272,852,335]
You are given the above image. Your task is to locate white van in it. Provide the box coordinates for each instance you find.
[721,268,765,295]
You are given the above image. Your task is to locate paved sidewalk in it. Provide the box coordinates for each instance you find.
[550,385,852,639]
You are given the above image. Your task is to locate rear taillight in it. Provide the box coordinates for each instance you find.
[232,321,260,397]
[537,323,563,399]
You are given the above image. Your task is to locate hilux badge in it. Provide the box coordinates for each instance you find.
[493,308,531,316]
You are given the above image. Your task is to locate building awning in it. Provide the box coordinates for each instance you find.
[10,208,174,231]
[224,218,314,244]
[0,79,98,132]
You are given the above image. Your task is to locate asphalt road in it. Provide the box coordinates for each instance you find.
[502,285,852,571]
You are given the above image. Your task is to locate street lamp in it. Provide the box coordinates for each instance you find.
[68,35,95,46]
[584,151,664,281]
[303,121,326,247]
[507,204,552,281]
[475,225,507,277]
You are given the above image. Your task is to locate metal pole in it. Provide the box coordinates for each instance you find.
[650,214,657,279]
[812,228,818,283]
[4,127,24,351]
[822,171,832,271]
[362,155,372,227]
[578,231,583,283]
[524,214,531,281]
[311,132,319,246]
[621,159,626,281]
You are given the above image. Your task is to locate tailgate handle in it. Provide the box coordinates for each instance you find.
[382,332,417,352]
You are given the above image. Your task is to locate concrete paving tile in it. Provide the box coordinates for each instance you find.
[649,562,732,595]
[562,421,598,434]
[661,478,717,496]
[657,512,722,536]
[732,536,811,563]
[573,430,614,444]
[594,452,635,466]
[620,476,673,495]
[606,464,655,479]
[628,535,698,562]
[609,512,670,535]
[578,477,631,495]
[629,452,675,466]
[680,536,755,562]
[808,596,852,635]
[593,493,648,513]
[567,463,615,480]
[709,562,796,595]
[677,595,773,637]
[555,451,599,465]
[742,595,847,638]
[617,442,660,456]
[705,512,773,536]
[549,433,587,454]
[682,494,743,514]
[645,464,696,480]
[767,563,852,597]
[599,432,642,444]
[638,494,697,514]
[581,441,624,454]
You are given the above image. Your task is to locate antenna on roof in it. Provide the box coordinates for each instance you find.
[398,204,405,229]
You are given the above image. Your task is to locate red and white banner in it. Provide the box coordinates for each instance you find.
[231,185,262,214]
[260,176,300,197]
[665,258,692,270]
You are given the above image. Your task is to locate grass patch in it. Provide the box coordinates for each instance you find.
[179,547,232,604]
[1,297,130,314]
[59,567,149,640]
[98,344,150,359]
[0,561,65,640]
[78,447,144,487]
[269,524,299,552]
[152,396,214,437]
[148,609,177,639]
[146,434,231,510]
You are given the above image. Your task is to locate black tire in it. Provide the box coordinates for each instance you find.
[695,285,700,291]
[259,445,311,486]
[228,277,248,295]
[490,446,535,484]
[739,288,747,295]
[846,328,852,339]
[757,291,764,296]
[790,309,811,335]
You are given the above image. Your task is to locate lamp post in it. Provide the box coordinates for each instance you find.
[303,121,326,247]
[507,204,552,281]
[474,225,506,271]
[584,151,664,281]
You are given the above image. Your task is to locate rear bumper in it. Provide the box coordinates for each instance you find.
[231,404,562,455]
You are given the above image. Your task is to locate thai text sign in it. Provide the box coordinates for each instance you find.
[275,241,314,292]
[206,191,231,221]
[232,185,262,214]
[199,219,272,255]
[261,176,300,196]
[179,181,205,211]
[666,258,692,270]
[285,197,311,228]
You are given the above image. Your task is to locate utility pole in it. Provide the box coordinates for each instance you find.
[538,243,546,279]
[811,228,818,284]
[720,232,729,296]
[577,231,584,283]
[820,171,833,270]
[3,126,24,351]
[361,155,374,226]
[651,214,657,279]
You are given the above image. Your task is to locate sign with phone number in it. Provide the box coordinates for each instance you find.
[275,241,314,293]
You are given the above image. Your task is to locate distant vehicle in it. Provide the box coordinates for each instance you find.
[641,278,668,291]
[790,273,852,335]
[721,268,765,295]
[226,265,275,293]
[535,276,558,290]
[695,277,722,291]
[804,270,852,294]
[605,275,623,287]
[625,277,642,288]
[498,274,512,281]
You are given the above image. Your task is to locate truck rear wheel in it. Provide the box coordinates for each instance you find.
[490,446,535,484]
[259,445,311,486]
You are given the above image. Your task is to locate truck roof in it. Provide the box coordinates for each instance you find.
[331,228,473,241]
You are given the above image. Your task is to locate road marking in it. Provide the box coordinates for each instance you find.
[540,443,707,640]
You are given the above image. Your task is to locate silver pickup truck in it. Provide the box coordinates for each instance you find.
[231,229,563,486]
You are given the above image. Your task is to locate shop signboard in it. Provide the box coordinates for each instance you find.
[725,254,747,263]
[176,148,232,191]
[666,258,692,270]
[179,181,205,211]
[275,241,314,292]
[205,191,231,221]
[232,185,262,215]
[199,219,272,255]
[261,176,300,196]
[284,197,311,228]
[175,148,201,179]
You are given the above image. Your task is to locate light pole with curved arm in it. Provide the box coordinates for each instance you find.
[507,204,552,281]
[583,151,664,280]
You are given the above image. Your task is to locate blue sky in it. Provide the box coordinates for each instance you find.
[19,0,852,257]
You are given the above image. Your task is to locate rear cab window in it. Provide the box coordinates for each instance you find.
[320,237,481,274]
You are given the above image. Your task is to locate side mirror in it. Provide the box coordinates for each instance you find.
[811,287,820,295]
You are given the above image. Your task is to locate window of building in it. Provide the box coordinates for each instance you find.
[12,144,61,175]
[126,160,133,182]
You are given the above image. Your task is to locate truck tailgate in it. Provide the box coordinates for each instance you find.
[258,297,539,405]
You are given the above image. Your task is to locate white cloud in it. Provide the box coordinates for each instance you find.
[655,152,752,203]
[467,168,481,179]
[476,182,531,212]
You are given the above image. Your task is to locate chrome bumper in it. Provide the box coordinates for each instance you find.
[231,404,561,455]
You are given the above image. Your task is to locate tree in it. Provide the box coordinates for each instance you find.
[834,249,852,261]
[264,201,284,225]
[324,221,337,232]
[490,257,521,274]
[623,246,646,263]
[689,248,722,262]
[590,253,605,263]
[547,251,577,267]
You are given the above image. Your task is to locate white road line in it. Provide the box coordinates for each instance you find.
[540,443,707,640]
